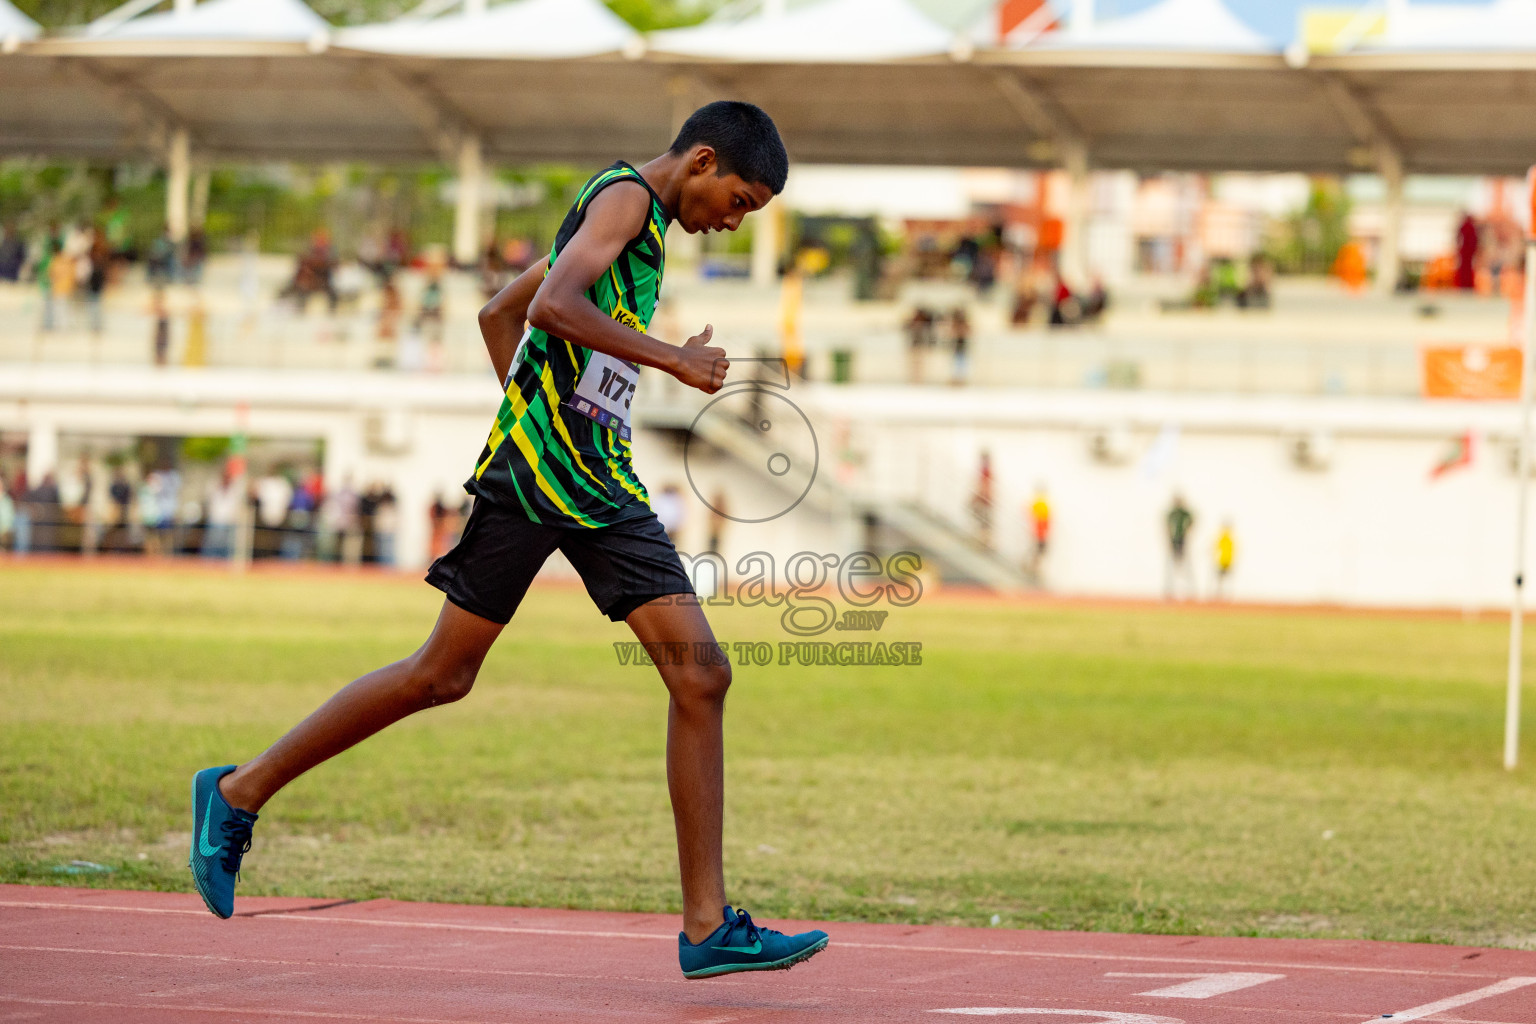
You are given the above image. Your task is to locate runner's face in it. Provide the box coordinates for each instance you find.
[679,148,774,235]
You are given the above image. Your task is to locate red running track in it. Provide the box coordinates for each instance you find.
[2,885,1535,1023]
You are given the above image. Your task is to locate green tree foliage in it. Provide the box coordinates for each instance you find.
[1263,178,1353,276]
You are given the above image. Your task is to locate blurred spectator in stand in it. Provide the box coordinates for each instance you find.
[653,483,687,543]
[948,307,970,386]
[151,289,171,365]
[429,493,453,559]
[108,466,133,551]
[372,485,398,566]
[1455,211,1479,291]
[280,472,318,560]
[151,468,182,556]
[969,450,994,547]
[11,471,30,554]
[386,229,410,274]
[1332,239,1368,292]
[71,456,103,556]
[255,471,293,552]
[183,227,208,286]
[1081,275,1108,322]
[202,467,240,559]
[138,472,161,555]
[0,475,13,551]
[376,276,403,369]
[1214,520,1236,601]
[1165,494,1196,600]
[0,222,25,282]
[904,307,935,383]
[36,232,59,331]
[282,230,338,314]
[1028,486,1051,587]
[85,227,109,335]
[707,490,727,555]
[1238,254,1272,309]
[480,237,509,300]
[145,229,178,287]
[1048,272,1080,327]
[416,268,446,344]
[103,197,132,277]
[336,478,363,565]
[503,236,534,273]
[47,235,76,331]
[29,472,61,553]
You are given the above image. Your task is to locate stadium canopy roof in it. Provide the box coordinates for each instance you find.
[1028,0,1272,56]
[3,0,1536,176]
[646,0,957,62]
[0,0,40,48]
[334,0,641,60]
[48,0,333,52]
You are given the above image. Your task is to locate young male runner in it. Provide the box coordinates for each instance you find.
[190,101,829,979]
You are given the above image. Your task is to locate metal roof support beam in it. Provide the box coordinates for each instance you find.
[363,62,470,163]
[58,57,180,155]
[987,68,1083,156]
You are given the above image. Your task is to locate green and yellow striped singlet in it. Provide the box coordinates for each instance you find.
[467,161,669,528]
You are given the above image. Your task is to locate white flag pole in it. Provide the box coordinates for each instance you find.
[1505,168,1536,771]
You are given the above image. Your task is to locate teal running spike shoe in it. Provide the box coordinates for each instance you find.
[678,906,829,979]
[189,765,258,919]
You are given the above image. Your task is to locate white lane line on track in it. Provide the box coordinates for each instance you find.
[2,899,1531,981]
[1105,972,1285,998]
[0,996,507,1024]
[1362,977,1536,1023]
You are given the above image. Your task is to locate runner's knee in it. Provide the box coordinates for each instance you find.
[407,652,479,706]
[668,659,731,708]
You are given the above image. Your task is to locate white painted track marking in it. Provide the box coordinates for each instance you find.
[1105,972,1285,998]
[1362,977,1536,1023]
[930,1012,1183,1023]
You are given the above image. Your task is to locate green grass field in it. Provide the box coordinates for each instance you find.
[2,561,1534,948]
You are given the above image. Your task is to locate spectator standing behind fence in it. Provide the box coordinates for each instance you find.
[1214,521,1236,601]
[1027,486,1051,587]
[1165,494,1196,600]
[0,222,26,282]
[109,467,132,551]
[151,290,171,366]
[202,468,241,559]
[11,471,30,554]
[948,307,971,386]
[372,486,398,565]
[970,451,994,548]
[0,476,13,551]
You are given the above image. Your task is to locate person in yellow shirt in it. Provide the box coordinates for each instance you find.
[1214,521,1235,601]
[1027,486,1050,588]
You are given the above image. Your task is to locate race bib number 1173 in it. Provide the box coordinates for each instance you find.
[566,350,638,441]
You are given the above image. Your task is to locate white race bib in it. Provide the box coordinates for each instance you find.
[566,350,638,441]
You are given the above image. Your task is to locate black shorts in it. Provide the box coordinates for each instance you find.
[424,497,695,625]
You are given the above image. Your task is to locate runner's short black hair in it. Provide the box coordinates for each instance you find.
[669,101,788,195]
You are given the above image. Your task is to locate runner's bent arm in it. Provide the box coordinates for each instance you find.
[478,261,545,384]
[526,183,728,394]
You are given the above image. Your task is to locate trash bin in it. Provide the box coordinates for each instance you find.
[831,349,854,384]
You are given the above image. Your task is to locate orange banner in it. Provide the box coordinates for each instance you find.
[1422,345,1522,399]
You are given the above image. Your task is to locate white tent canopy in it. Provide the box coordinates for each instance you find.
[1032,0,1271,53]
[336,0,640,59]
[647,0,955,62]
[81,0,330,43]
[0,0,40,44]
[1374,0,1536,51]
